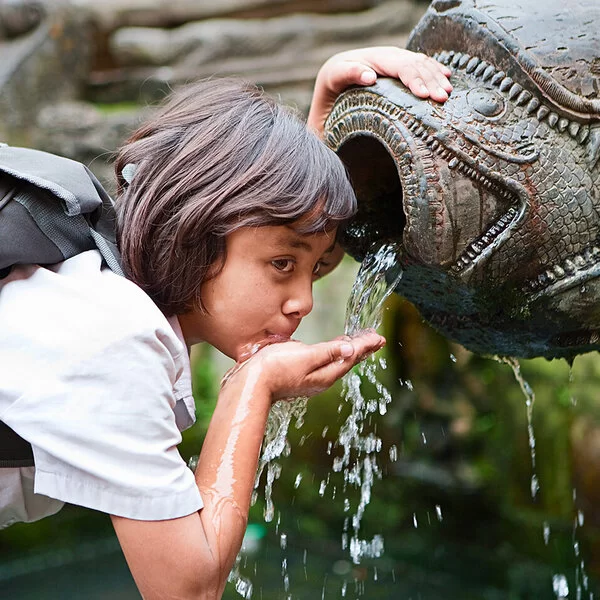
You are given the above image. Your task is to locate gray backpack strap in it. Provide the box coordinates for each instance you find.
[0,145,123,276]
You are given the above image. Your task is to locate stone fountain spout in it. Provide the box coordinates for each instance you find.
[324,0,600,360]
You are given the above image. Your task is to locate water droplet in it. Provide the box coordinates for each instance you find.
[543,521,551,545]
[450,353,457,363]
[413,513,418,528]
[436,505,443,522]
[531,474,540,498]
[280,533,287,549]
[187,455,198,471]
[552,573,569,598]
[389,445,398,462]
[578,510,585,526]
[421,432,427,445]
[322,426,329,438]
[294,473,303,489]
[233,576,253,599]
[319,480,327,496]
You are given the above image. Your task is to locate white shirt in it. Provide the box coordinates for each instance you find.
[0,251,203,528]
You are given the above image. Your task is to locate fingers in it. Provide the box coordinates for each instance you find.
[311,330,386,373]
[334,47,452,103]
[398,54,453,102]
[303,331,386,391]
[300,330,385,373]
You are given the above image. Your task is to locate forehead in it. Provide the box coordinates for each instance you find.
[230,225,337,253]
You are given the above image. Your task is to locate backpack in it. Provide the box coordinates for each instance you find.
[0,143,123,468]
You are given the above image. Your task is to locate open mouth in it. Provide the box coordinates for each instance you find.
[325,83,522,279]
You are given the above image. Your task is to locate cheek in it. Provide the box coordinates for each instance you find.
[204,262,283,324]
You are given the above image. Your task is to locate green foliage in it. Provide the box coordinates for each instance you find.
[178,346,219,462]
[93,102,141,115]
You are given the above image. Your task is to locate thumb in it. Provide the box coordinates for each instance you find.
[329,61,377,95]
[307,339,356,372]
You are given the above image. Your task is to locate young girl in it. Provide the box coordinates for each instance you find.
[0,48,451,598]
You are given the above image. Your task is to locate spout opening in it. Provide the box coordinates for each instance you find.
[337,134,406,261]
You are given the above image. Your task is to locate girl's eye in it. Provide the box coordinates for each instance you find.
[313,261,329,276]
[272,259,294,273]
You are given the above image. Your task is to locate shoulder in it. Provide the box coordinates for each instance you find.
[1,250,183,357]
[0,251,189,403]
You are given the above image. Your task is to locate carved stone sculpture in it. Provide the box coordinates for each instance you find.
[324,0,600,360]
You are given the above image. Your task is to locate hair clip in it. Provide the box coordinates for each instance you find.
[122,163,137,185]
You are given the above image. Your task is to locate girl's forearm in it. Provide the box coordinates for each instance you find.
[194,365,272,587]
[112,365,273,600]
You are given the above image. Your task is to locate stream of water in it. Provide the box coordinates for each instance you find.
[335,242,403,565]
[496,356,539,499]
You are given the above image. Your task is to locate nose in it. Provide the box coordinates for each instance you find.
[282,278,314,319]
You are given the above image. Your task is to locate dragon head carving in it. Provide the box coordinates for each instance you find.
[325,0,600,360]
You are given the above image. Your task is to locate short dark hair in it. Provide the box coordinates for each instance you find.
[114,78,356,315]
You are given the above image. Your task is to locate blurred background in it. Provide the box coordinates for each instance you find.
[2,1,600,598]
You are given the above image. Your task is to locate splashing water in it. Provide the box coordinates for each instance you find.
[229,242,401,595]
[334,242,403,565]
[253,397,309,522]
[572,496,593,600]
[228,397,307,597]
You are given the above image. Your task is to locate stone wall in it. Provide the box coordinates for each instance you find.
[0,0,427,188]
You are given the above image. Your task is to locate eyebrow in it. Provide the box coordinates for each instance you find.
[287,236,336,255]
[288,238,312,252]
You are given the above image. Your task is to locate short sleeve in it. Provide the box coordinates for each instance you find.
[5,326,203,520]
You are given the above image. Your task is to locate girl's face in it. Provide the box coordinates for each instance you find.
[178,224,342,361]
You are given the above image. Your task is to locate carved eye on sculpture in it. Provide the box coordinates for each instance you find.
[466,87,505,118]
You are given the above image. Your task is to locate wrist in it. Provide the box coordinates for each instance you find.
[220,356,275,406]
